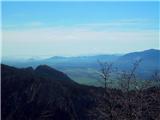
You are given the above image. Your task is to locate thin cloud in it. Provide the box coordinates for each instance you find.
[26,21,44,27]
[3,21,45,29]
[2,26,159,57]
[77,19,156,30]
[3,19,157,31]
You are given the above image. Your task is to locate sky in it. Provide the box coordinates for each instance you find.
[2,1,159,58]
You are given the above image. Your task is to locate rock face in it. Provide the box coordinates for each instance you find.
[1,64,98,120]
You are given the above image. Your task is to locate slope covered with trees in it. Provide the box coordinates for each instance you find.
[1,64,160,120]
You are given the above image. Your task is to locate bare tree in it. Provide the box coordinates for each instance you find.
[118,59,142,120]
[95,61,120,120]
[94,59,159,120]
[118,59,142,92]
[152,70,160,87]
[98,61,113,91]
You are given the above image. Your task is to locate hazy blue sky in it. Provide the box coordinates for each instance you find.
[2,1,159,58]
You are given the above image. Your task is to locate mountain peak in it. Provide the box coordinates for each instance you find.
[143,49,160,53]
[35,64,74,82]
[36,65,56,71]
[35,65,64,76]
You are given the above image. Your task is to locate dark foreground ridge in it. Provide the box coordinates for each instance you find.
[1,64,99,120]
[1,64,160,120]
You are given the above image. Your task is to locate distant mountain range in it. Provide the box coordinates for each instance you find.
[116,49,160,78]
[117,49,160,68]
[2,49,160,85]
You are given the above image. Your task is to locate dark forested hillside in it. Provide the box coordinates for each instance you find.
[1,64,100,120]
[1,64,160,120]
